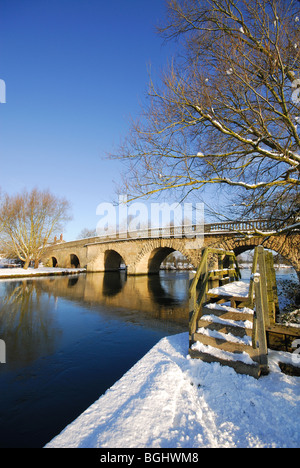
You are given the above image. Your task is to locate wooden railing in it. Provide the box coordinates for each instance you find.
[188,245,280,373]
[247,246,280,370]
[189,248,241,338]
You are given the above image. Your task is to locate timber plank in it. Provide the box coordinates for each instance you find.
[197,319,253,338]
[188,348,261,379]
[192,332,256,356]
[202,305,254,322]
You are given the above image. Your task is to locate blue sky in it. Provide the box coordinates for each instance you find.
[0,0,174,240]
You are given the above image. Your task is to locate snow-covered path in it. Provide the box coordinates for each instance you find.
[45,333,300,449]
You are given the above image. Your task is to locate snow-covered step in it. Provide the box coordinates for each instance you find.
[207,280,250,299]
[193,330,255,357]
[202,303,254,322]
[189,342,262,379]
[207,280,252,307]
[197,316,253,339]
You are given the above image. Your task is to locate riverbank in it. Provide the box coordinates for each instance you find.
[0,266,86,279]
[45,332,300,449]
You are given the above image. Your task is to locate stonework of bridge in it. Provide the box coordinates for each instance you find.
[42,220,300,278]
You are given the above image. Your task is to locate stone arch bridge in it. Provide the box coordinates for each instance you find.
[42,220,300,279]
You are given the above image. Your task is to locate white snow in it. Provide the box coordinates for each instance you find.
[45,332,300,449]
[208,280,250,298]
[191,340,256,365]
[205,301,254,315]
[196,326,252,346]
[0,266,85,279]
[201,314,253,330]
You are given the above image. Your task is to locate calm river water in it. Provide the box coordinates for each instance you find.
[0,271,191,448]
[0,267,297,448]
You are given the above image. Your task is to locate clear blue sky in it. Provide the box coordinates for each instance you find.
[0,0,174,240]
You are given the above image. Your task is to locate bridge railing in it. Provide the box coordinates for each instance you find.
[204,219,275,233]
[92,225,203,241]
[91,219,277,242]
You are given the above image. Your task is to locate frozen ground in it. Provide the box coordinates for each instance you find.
[45,332,300,449]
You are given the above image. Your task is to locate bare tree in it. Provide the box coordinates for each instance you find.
[0,189,7,235]
[0,188,71,269]
[77,228,97,239]
[116,0,300,234]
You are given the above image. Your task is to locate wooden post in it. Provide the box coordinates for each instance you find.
[253,273,269,373]
[265,252,275,324]
[233,254,241,280]
[257,246,270,328]
[248,247,259,307]
[229,254,235,282]
[218,253,223,287]
[189,248,209,340]
[265,251,279,320]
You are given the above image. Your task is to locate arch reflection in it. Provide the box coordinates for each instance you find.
[38,271,190,326]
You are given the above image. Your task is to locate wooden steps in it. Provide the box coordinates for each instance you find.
[189,246,300,378]
[188,247,273,379]
[189,299,265,379]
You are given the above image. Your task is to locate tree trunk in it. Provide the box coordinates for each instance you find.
[23,258,30,270]
[34,259,39,269]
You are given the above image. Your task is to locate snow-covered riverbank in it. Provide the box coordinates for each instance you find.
[0,266,85,279]
[45,332,300,449]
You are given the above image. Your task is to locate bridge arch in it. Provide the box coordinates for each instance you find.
[148,247,175,274]
[207,234,300,279]
[70,254,80,268]
[130,239,197,275]
[51,256,58,268]
[105,249,126,272]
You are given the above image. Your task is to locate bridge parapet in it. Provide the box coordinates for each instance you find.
[80,219,284,243]
[205,219,276,234]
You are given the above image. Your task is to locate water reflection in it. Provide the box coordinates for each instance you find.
[0,271,190,372]
[0,280,61,369]
[39,271,190,323]
[0,271,190,448]
[102,271,127,297]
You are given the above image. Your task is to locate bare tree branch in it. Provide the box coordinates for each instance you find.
[114,0,300,232]
[0,189,72,268]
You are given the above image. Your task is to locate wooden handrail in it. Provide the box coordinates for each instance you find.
[189,247,241,337]
[245,246,277,372]
[252,271,269,372]
[189,246,277,370]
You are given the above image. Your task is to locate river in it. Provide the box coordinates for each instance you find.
[0,271,190,448]
[0,267,297,448]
